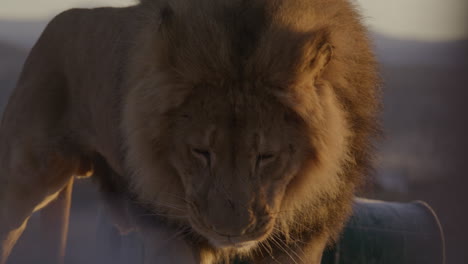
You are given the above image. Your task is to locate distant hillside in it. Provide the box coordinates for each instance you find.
[378,63,468,184]
[1,19,467,65]
[372,33,468,66]
[0,41,27,112]
[0,41,27,70]
[0,19,47,49]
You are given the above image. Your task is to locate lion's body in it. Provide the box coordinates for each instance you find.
[0,1,379,263]
[0,7,139,263]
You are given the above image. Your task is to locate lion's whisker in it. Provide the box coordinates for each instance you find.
[270,235,299,264]
[273,233,305,263]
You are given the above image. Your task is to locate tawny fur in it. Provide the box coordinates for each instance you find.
[0,0,379,263]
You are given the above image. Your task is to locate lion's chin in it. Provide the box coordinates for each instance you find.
[209,238,259,251]
[191,223,270,251]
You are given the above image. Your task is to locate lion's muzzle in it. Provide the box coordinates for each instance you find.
[188,191,274,249]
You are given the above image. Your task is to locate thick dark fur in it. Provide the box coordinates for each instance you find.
[0,0,379,263]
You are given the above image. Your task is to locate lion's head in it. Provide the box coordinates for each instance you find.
[122,0,377,251]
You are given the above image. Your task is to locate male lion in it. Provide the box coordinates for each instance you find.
[0,0,379,263]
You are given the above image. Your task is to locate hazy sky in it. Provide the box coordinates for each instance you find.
[1,0,467,41]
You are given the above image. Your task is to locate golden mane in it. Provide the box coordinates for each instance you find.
[125,0,379,241]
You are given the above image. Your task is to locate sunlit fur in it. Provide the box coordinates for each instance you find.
[123,0,379,262]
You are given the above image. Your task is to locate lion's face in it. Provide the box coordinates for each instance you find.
[123,3,354,250]
[123,31,348,250]
[166,84,310,248]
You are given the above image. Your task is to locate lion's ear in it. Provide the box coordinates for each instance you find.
[308,42,333,81]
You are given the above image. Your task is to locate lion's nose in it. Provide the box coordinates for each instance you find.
[204,198,255,236]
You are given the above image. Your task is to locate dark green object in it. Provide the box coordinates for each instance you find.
[320,199,445,264]
[97,198,445,264]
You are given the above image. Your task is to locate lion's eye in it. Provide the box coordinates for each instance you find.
[192,148,211,166]
[256,153,275,169]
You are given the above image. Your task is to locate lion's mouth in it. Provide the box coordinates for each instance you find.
[188,214,274,250]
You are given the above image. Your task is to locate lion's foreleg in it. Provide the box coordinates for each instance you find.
[0,145,80,264]
[0,187,38,264]
[0,219,28,264]
[0,179,38,264]
[39,178,74,264]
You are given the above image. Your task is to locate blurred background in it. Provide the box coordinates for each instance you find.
[1,0,467,263]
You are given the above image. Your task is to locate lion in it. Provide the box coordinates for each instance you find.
[0,0,379,263]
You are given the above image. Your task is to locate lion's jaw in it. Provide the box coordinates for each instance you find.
[183,171,285,249]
